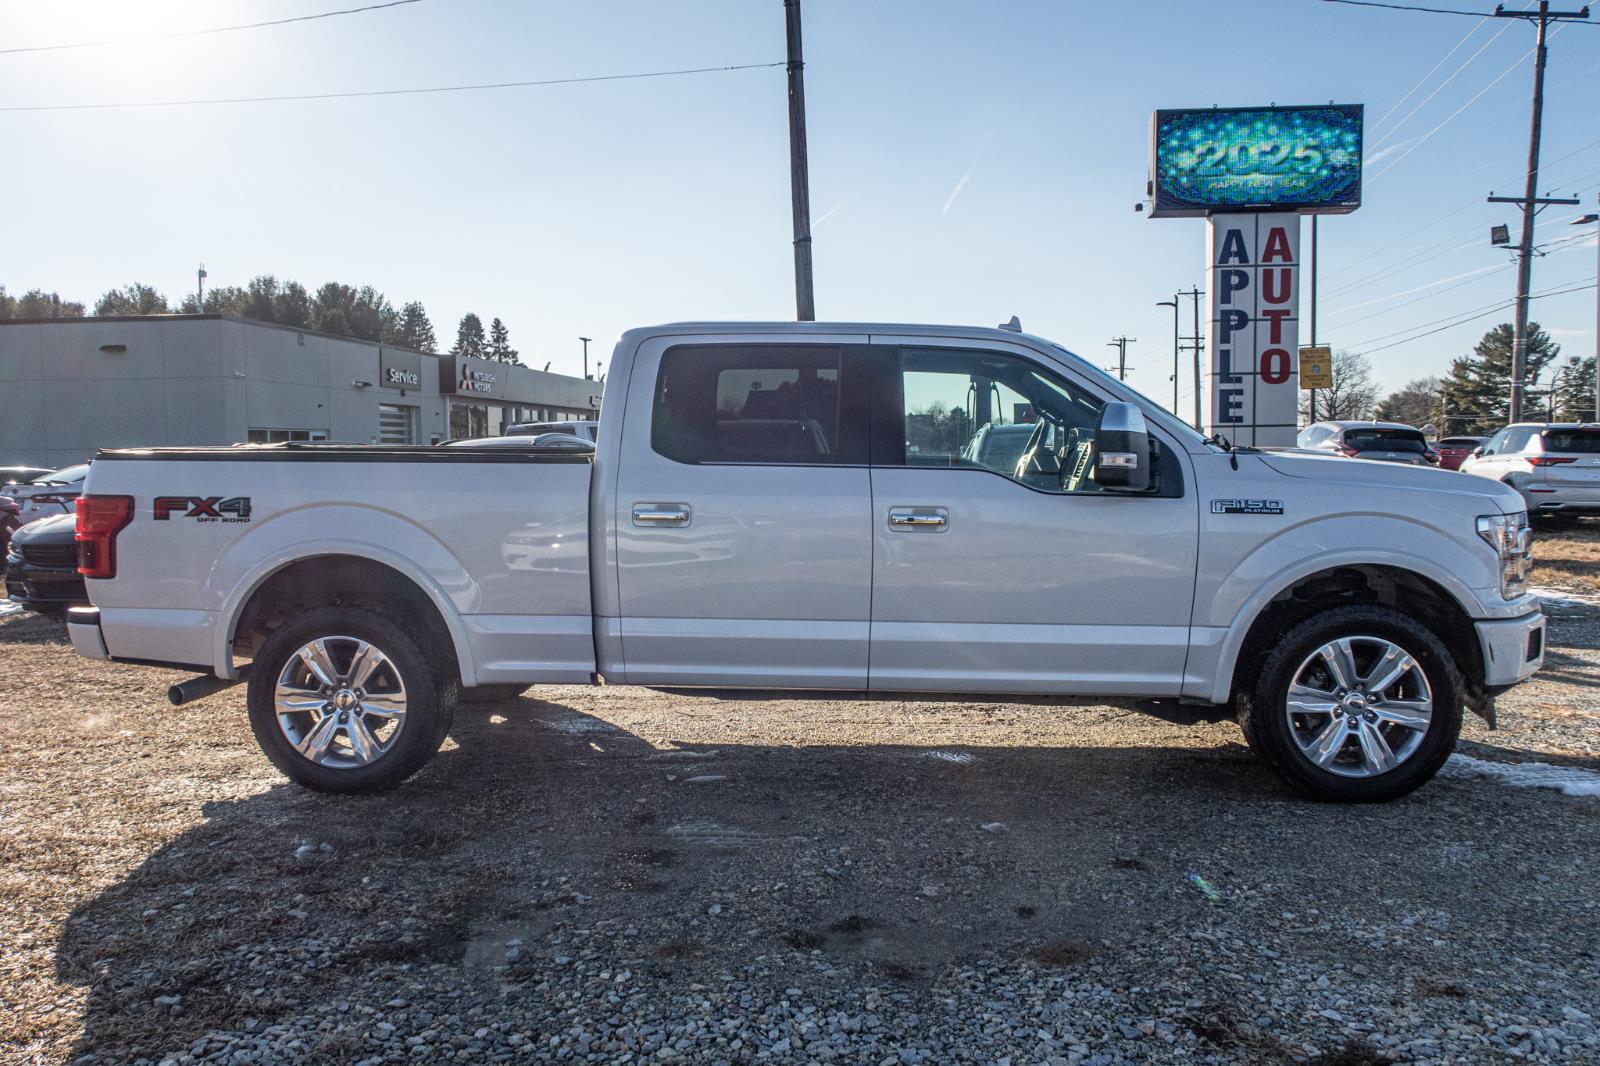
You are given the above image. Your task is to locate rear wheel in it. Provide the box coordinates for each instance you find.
[1239,605,1462,801]
[247,607,454,793]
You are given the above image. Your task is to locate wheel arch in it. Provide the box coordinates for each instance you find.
[1215,562,1489,722]
[217,547,477,685]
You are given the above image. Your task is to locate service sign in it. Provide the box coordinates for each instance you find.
[1150,105,1362,218]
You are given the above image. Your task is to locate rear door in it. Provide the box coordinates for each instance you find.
[865,338,1199,695]
[611,334,873,687]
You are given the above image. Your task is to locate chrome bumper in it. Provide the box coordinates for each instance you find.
[67,605,109,660]
[1476,610,1545,688]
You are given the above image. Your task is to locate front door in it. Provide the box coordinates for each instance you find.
[612,335,873,687]
[867,340,1199,695]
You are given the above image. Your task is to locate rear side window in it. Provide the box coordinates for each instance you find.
[652,345,867,464]
[1344,429,1426,453]
[1540,429,1600,453]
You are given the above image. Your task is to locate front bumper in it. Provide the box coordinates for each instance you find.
[1476,610,1545,688]
[4,554,89,608]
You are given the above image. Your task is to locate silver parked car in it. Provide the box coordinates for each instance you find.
[1296,421,1439,466]
[1459,423,1600,517]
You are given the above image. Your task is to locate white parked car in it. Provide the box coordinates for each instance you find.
[64,321,1542,801]
[1459,423,1600,518]
[502,419,599,443]
[5,463,89,525]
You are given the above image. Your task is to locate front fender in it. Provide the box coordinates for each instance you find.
[207,505,479,683]
[1190,513,1498,705]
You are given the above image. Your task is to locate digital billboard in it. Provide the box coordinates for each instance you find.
[1149,105,1362,218]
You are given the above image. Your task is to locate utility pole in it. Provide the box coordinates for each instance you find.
[197,263,207,312]
[784,0,816,321]
[1309,217,1318,424]
[1107,337,1135,382]
[1178,286,1204,428]
[1489,1,1590,423]
[579,336,592,379]
[1573,197,1600,421]
[1157,299,1179,414]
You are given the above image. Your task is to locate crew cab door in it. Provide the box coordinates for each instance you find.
[866,339,1199,695]
[611,334,872,686]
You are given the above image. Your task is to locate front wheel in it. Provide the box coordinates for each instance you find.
[1239,605,1463,802]
[247,607,454,793]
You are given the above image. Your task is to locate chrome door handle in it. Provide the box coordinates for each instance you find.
[632,503,691,527]
[888,507,948,530]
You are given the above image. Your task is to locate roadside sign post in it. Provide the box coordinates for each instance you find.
[1146,104,1362,446]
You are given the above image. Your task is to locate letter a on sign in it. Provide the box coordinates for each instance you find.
[1261,226,1294,263]
[1217,228,1251,265]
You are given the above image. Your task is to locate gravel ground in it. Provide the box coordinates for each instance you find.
[2,591,1599,1065]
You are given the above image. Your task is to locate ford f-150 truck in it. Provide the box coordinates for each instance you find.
[66,322,1544,801]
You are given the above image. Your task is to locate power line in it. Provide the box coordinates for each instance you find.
[0,62,787,112]
[1348,276,1596,354]
[1370,12,1492,131]
[1319,0,1596,21]
[0,0,427,55]
[1367,14,1511,151]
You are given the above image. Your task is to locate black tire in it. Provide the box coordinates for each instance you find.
[247,607,454,794]
[1238,605,1463,802]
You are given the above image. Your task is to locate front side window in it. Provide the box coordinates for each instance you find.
[652,345,866,464]
[894,348,1111,494]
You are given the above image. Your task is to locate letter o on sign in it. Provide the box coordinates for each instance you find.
[1260,348,1291,385]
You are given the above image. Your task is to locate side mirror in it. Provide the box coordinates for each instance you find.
[1094,401,1153,492]
[1470,446,1484,458]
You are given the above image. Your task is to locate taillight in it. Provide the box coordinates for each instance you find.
[1424,449,1440,464]
[1335,443,1359,457]
[1528,456,1576,467]
[76,494,133,579]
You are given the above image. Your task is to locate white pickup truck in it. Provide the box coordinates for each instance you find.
[66,321,1544,801]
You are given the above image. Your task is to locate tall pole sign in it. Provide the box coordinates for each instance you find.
[1146,104,1362,446]
[1208,214,1300,445]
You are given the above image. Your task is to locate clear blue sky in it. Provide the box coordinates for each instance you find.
[2,0,1596,406]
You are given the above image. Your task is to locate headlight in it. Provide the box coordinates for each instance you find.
[1477,512,1531,598]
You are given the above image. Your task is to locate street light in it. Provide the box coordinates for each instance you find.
[1157,299,1179,415]
[1570,202,1599,422]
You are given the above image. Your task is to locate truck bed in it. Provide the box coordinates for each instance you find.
[81,444,597,683]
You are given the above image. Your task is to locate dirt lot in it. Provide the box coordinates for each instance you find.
[3,536,1600,1065]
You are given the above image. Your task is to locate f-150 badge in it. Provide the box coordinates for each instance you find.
[154,496,253,523]
[1211,499,1283,515]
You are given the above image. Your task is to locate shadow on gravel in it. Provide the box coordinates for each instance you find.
[51,688,1600,1063]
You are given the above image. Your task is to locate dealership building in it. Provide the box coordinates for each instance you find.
[0,315,604,468]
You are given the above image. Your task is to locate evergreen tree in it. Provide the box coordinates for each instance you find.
[242,275,282,322]
[395,301,437,352]
[486,317,519,364]
[1552,356,1596,422]
[1299,351,1377,422]
[1437,322,1559,434]
[1375,377,1442,429]
[94,283,170,316]
[452,313,487,358]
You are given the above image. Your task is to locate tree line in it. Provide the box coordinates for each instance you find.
[0,278,524,365]
[1306,321,1594,435]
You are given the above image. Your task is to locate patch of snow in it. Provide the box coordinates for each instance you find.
[918,750,976,765]
[1441,753,1600,798]
[1531,586,1600,609]
[538,717,616,735]
[0,600,26,618]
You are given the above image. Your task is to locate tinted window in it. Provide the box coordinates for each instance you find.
[1541,429,1600,454]
[1343,429,1426,453]
[652,345,866,464]
[1439,437,1482,448]
[893,348,1112,493]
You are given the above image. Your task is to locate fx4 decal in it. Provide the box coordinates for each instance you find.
[153,496,253,523]
[1211,498,1284,515]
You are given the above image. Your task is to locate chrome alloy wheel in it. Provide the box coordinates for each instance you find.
[274,636,407,769]
[1284,636,1433,779]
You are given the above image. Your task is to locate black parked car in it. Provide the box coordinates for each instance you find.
[5,513,88,611]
